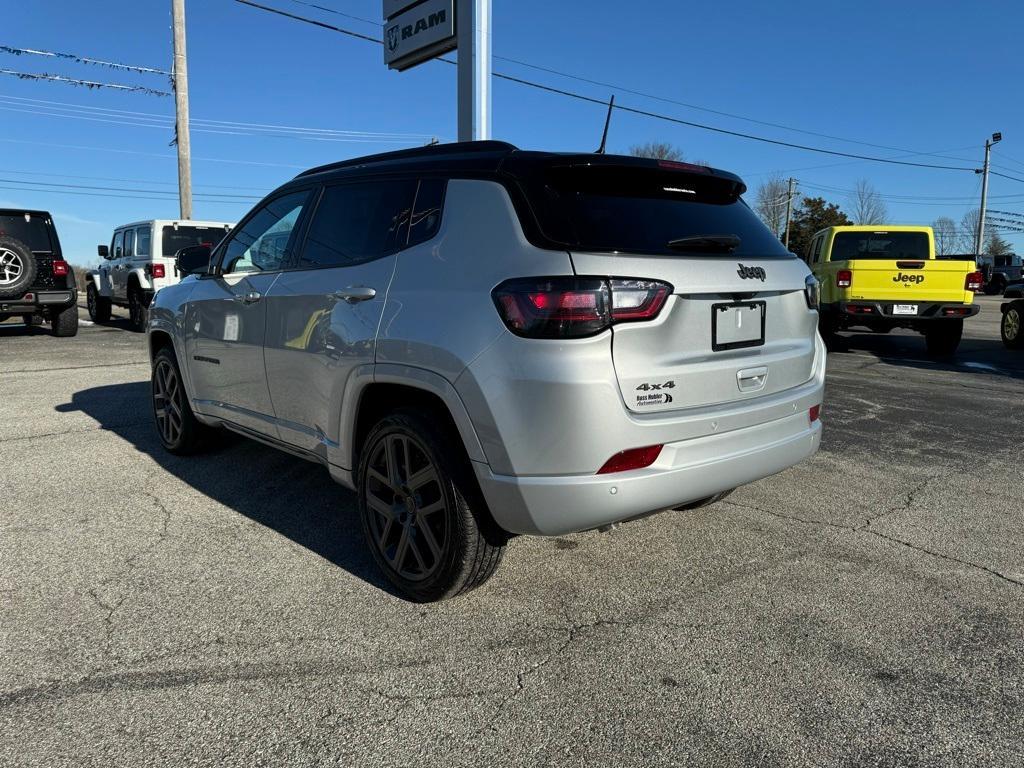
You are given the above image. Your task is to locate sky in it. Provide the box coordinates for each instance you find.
[2,0,1023,265]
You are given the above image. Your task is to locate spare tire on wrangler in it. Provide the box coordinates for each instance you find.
[0,236,37,299]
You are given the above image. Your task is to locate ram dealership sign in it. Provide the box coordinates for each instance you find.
[384,0,456,71]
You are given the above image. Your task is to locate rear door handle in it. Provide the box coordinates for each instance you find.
[233,290,262,304]
[737,366,769,393]
[330,286,377,304]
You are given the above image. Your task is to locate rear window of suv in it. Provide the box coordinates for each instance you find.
[831,231,929,261]
[162,225,229,258]
[0,213,55,252]
[516,164,791,258]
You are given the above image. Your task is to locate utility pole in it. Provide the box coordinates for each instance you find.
[974,132,1002,257]
[171,0,193,220]
[456,0,492,141]
[783,177,797,250]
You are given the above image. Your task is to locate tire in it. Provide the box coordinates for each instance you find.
[51,303,79,337]
[1002,301,1024,350]
[86,284,111,322]
[358,410,505,602]
[151,346,214,454]
[674,489,734,512]
[924,318,963,358]
[128,286,149,332]
[0,236,37,299]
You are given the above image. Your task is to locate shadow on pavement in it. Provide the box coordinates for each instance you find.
[828,331,1024,381]
[56,381,395,597]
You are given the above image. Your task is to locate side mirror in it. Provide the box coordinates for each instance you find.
[97,244,109,258]
[176,245,213,277]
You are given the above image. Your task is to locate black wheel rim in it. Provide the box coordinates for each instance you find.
[153,359,184,445]
[364,433,448,582]
[87,287,96,317]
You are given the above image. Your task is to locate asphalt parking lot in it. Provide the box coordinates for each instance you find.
[2,296,1022,767]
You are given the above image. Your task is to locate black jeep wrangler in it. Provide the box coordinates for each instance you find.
[0,209,78,336]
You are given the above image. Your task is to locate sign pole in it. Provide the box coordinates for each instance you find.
[457,0,491,141]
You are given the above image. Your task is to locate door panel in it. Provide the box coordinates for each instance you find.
[264,258,397,457]
[185,272,281,435]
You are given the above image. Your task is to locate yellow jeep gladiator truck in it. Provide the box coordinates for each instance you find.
[806,225,983,356]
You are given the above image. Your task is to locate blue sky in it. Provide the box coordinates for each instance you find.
[2,0,1023,263]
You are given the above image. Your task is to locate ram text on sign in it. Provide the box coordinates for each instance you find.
[384,0,456,71]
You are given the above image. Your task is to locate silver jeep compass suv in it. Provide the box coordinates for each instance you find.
[148,142,825,601]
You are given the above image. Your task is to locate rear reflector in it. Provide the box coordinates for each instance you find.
[836,270,852,288]
[51,260,69,276]
[942,307,971,316]
[965,271,984,291]
[597,445,663,475]
[809,404,821,423]
[845,305,874,314]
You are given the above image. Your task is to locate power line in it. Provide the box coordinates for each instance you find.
[234,0,977,173]
[2,167,262,191]
[280,0,980,164]
[0,45,171,76]
[0,68,171,96]
[0,93,437,141]
[991,171,1024,185]
[0,176,261,199]
[0,184,252,204]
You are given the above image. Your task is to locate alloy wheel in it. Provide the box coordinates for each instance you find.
[1005,308,1021,341]
[129,291,142,327]
[0,247,23,286]
[153,359,184,446]
[87,286,96,317]
[364,433,449,582]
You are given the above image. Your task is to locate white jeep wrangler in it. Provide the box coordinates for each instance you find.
[86,219,232,331]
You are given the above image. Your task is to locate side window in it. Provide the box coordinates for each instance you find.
[220,190,311,275]
[409,178,447,246]
[810,236,824,264]
[298,179,416,269]
[112,231,124,259]
[124,229,135,259]
[136,226,151,257]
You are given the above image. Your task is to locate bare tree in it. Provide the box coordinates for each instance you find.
[932,216,958,256]
[849,179,888,224]
[985,231,1013,257]
[630,142,684,161]
[754,175,791,238]
[957,209,981,254]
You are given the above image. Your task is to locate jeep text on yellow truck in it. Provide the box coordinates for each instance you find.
[805,225,983,357]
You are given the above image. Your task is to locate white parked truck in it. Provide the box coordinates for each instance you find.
[86,219,233,331]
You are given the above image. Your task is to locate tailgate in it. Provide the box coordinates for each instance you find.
[571,252,818,414]
[847,259,973,303]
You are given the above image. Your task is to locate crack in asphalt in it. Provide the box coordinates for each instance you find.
[0,421,148,444]
[726,486,1023,590]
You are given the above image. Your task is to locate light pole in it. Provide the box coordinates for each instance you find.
[975,131,1002,257]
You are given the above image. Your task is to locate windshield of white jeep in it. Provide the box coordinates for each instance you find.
[521,165,791,258]
[831,231,930,261]
[0,213,55,252]
[162,225,229,258]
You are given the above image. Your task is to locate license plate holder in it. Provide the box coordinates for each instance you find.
[712,301,766,352]
[892,304,918,315]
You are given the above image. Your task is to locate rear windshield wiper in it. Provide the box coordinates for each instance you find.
[667,234,741,253]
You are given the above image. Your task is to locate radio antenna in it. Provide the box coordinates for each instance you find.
[596,95,615,154]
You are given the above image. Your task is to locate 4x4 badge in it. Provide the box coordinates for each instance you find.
[737,264,766,281]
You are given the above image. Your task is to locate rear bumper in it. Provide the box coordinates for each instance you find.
[0,289,76,314]
[827,301,979,322]
[475,409,821,536]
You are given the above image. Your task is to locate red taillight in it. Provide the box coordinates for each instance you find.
[942,307,971,316]
[493,277,672,339]
[51,260,69,276]
[657,159,709,174]
[809,404,821,423]
[965,271,983,292]
[150,263,166,279]
[597,444,664,474]
[836,270,852,288]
